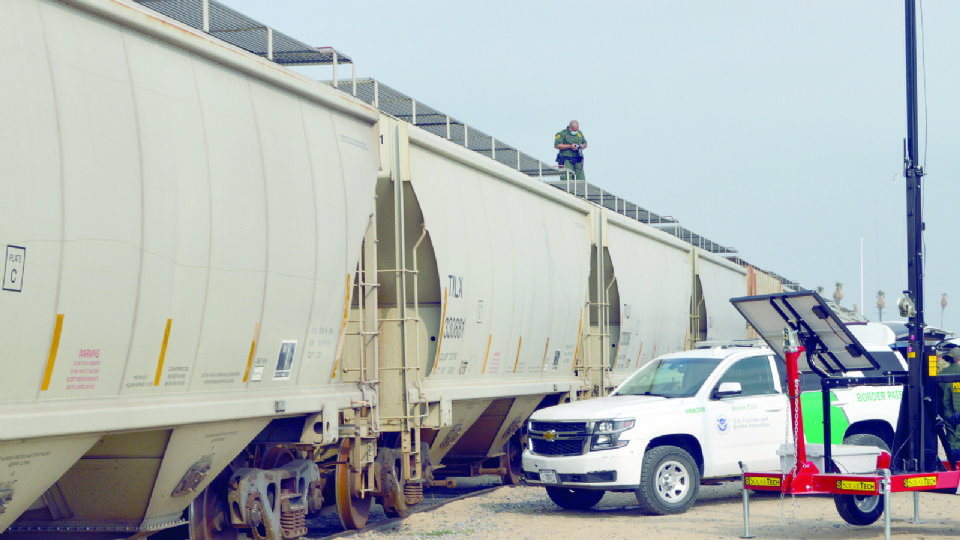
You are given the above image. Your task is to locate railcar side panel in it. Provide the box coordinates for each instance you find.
[606,219,693,375]
[406,138,591,383]
[120,31,212,396]
[0,0,379,416]
[297,113,380,385]
[245,81,319,389]
[40,1,143,399]
[0,1,63,402]
[698,253,749,341]
[187,61,269,391]
[544,209,592,374]
[747,265,784,297]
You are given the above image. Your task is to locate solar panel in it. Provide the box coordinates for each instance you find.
[731,291,878,374]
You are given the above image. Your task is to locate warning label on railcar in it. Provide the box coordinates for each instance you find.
[164,366,189,387]
[3,245,25,292]
[273,340,296,380]
[250,364,265,382]
[201,371,241,385]
[67,349,101,390]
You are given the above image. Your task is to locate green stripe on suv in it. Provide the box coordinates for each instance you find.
[799,391,850,444]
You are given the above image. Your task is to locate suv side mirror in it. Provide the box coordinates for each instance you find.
[713,381,742,399]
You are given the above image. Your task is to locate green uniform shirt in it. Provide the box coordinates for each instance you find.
[555,129,587,158]
[941,361,960,449]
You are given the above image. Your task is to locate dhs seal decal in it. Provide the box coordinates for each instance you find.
[715,415,730,434]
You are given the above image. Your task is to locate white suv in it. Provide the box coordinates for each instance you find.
[522,328,904,515]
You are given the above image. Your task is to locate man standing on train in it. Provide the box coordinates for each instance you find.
[555,120,587,180]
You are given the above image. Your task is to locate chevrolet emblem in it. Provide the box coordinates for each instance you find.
[544,430,558,442]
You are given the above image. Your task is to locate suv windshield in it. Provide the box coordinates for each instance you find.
[614,357,722,398]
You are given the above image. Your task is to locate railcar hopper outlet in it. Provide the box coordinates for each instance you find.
[732,292,960,533]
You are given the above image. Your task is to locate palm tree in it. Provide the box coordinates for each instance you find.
[876,291,885,322]
[833,282,844,306]
[942,293,949,328]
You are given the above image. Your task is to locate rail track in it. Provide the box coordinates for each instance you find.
[131,477,503,540]
[312,477,503,539]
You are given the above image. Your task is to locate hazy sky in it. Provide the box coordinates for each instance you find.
[215,1,960,331]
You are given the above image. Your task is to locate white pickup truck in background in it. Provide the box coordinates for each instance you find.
[521,323,905,514]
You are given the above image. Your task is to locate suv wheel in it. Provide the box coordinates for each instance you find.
[635,445,700,515]
[545,487,605,510]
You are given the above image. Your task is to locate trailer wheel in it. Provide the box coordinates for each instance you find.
[545,487,605,510]
[635,445,700,515]
[834,434,888,526]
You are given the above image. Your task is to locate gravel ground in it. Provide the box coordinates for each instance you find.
[305,477,505,538]
[336,482,960,540]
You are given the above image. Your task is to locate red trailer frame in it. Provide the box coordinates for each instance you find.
[738,325,960,536]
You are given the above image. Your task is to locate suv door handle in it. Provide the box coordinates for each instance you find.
[765,406,785,412]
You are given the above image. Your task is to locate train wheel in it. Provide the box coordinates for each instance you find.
[335,438,372,529]
[500,435,523,485]
[373,447,411,519]
[259,445,296,469]
[189,472,238,540]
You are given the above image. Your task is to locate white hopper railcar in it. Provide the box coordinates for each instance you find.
[0,0,786,538]
[0,0,379,537]
[337,114,776,528]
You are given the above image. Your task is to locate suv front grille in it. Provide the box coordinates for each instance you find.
[530,421,588,433]
[529,421,591,456]
[531,438,586,456]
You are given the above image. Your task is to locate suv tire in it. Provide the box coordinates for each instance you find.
[545,487,605,510]
[635,445,700,514]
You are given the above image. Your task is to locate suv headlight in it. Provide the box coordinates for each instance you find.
[591,418,636,451]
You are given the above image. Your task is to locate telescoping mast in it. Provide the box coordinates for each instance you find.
[891,0,937,475]
[734,0,960,535]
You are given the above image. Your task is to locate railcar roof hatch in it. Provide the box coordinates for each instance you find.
[731,291,879,374]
